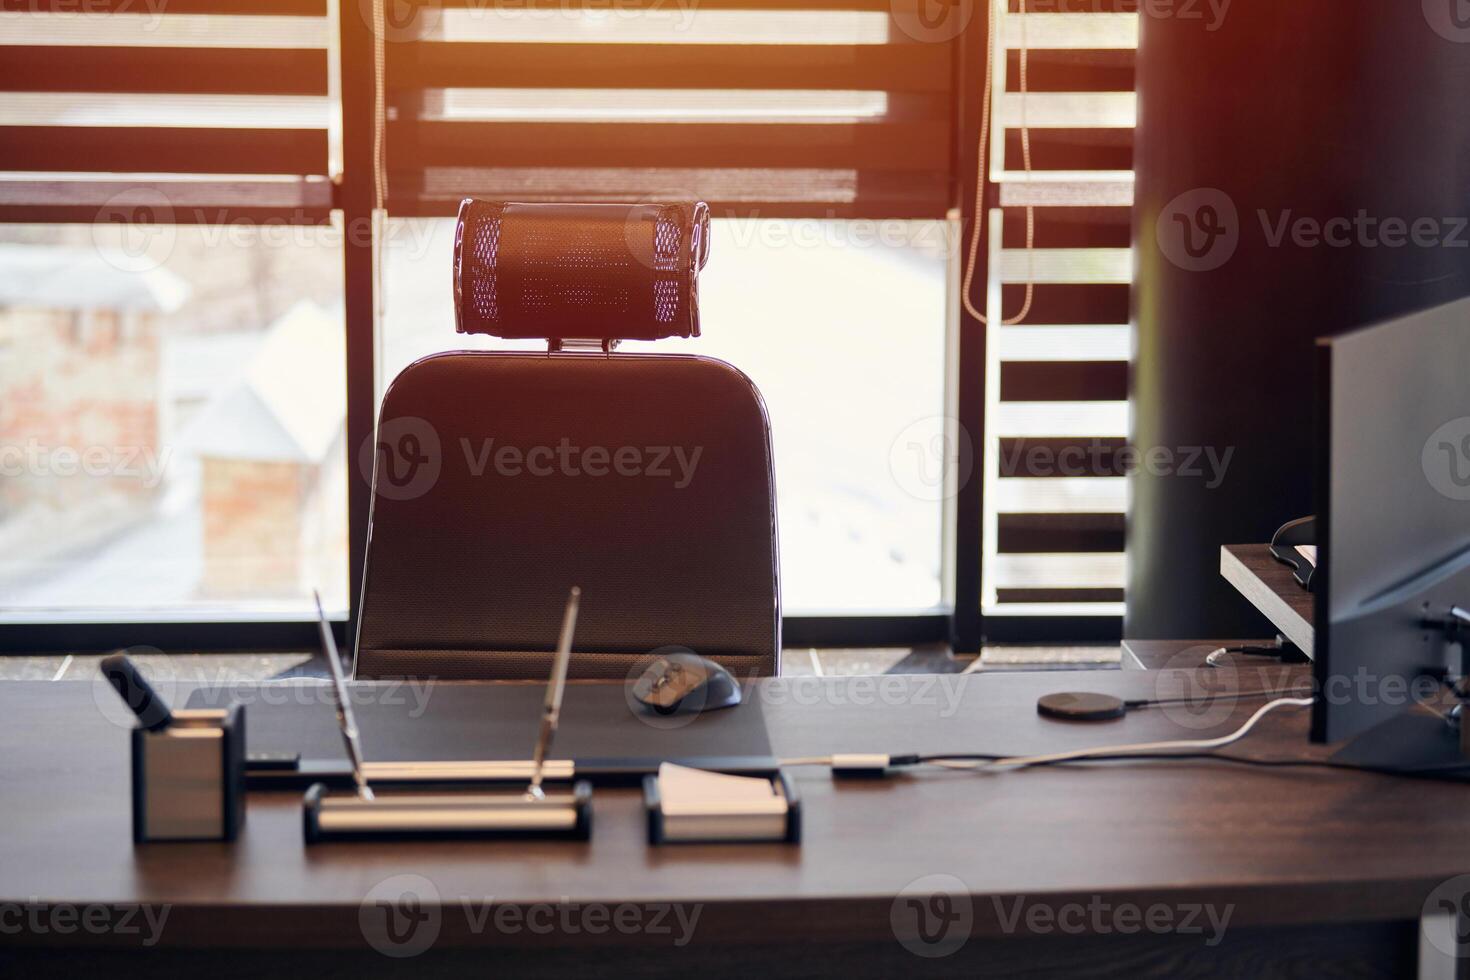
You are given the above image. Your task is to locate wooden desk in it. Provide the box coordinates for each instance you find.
[1,667,1465,979]
[1221,544,1316,655]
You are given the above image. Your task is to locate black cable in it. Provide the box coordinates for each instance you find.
[1204,635,1308,668]
[1205,646,1281,667]
[1123,688,1303,710]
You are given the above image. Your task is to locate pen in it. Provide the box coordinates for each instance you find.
[99,653,174,732]
[527,586,580,801]
[315,591,374,801]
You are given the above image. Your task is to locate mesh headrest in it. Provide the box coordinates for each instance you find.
[453,199,711,341]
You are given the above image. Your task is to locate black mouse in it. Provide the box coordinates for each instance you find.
[631,652,742,716]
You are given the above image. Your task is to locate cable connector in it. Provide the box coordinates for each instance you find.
[1424,606,1470,635]
[830,754,918,778]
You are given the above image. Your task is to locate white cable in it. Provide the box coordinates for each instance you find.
[930,697,1316,772]
[371,0,387,210]
[960,0,1034,325]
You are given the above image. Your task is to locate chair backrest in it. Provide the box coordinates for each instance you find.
[354,200,779,681]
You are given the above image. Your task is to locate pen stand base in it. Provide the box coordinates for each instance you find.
[302,780,593,843]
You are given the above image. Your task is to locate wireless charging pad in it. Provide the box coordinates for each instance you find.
[1037,692,1128,722]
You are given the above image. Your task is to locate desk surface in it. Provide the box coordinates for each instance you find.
[1,666,1463,960]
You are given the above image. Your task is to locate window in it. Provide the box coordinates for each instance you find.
[977,2,1135,624]
[0,0,1131,645]
[378,0,953,217]
[0,225,348,620]
[0,2,348,624]
[381,217,950,614]
[372,0,960,617]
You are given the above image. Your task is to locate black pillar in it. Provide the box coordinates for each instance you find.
[1128,1,1470,639]
[340,0,378,653]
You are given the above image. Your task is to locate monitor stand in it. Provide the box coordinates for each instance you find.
[1329,707,1470,780]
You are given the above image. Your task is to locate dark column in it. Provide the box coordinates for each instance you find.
[1128,1,1470,639]
[340,0,378,654]
[953,0,989,653]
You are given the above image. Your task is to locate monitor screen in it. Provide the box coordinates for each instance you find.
[1313,295,1470,744]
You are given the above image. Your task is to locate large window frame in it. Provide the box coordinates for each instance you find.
[951,0,1121,650]
[0,0,1123,653]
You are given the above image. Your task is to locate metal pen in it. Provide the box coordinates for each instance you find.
[527,586,580,800]
[315,591,374,801]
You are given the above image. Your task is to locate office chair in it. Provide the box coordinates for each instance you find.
[354,200,780,681]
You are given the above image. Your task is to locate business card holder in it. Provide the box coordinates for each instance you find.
[644,768,800,845]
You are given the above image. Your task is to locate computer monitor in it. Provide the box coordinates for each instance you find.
[1312,295,1470,771]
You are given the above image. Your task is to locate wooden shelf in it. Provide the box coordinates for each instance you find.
[1220,544,1315,657]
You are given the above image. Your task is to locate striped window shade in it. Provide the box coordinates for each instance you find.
[980,0,1134,617]
[0,0,337,222]
[380,0,956,217]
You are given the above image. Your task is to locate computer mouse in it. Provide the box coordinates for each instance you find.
[631,652,742,716]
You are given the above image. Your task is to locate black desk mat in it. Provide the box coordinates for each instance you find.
[187,681,772,769]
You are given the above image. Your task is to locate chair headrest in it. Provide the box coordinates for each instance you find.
[454,199,711,342]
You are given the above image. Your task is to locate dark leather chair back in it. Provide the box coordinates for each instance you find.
[354,201,779,680]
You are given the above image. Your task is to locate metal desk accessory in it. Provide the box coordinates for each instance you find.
[101,653,246,843]
[302,589,594,843]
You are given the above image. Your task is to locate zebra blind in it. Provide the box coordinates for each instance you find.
[981,0,1134,616]
[381,0,955,217]
[0,0,336,222]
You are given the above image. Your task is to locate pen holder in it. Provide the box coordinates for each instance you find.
[132,705,246,843]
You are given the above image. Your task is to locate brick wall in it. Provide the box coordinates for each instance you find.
[0,308,164,515]
[199,458,306,598]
